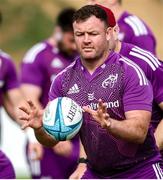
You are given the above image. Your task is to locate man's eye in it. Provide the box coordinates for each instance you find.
[91,33,98,36]
[75,33,83,36]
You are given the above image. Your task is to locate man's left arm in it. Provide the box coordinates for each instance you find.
[84,59,153,144]
[150,65,163,150]
[83,102,151,144]
[154,102,163,150]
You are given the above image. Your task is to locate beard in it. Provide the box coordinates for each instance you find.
[80,51,104,63]
[57,41,75,57]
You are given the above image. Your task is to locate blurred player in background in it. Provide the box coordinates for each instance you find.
[87,0,157,55]
[20,8,79,179]
[0,11,24,179]
[19,5,163,179]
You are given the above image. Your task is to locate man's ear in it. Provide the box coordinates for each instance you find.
[112,24,119,40]
[54,26,63,42]
[106,27,113,41]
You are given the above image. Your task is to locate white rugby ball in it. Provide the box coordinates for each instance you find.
[43,97,83,141]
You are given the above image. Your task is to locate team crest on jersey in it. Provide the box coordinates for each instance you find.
[102,74,118,88]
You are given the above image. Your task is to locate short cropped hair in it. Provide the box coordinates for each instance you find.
[56,8,76,32]
[73,5,108,27]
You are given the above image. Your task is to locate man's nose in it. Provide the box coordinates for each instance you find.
[83,34,91,44]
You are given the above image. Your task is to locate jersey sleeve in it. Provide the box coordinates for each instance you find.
[121,58,153,112]
[151,64,163,104]
[122,44,162,105]
[130,35,156,55]
[123,15,156,55]
[20,49,45,88]
[4,58,19,91]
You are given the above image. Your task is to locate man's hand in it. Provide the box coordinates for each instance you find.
[53,141,73,157]
[19,100,43,130]
[69,163,87,179]
[83,99,111,128]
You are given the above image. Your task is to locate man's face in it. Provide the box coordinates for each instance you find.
[58,31,77,57]
[73,16,110,61]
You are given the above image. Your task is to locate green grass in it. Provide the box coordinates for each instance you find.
[0,1,54,60]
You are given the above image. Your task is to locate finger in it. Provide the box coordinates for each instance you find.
[19,106,30,115]
[104,113,110,119]
[19,116,29,121]
[102,103,107,113]
[98,103,107,113]
[98,99,107,113]
[27,100,36,110]
[21,122,30,130]
[98,99,103,108]
[97,108,104,119]
[82,106,95,115]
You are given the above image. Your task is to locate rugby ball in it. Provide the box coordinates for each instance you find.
[43,97,83,141]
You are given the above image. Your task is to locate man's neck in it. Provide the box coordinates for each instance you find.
[115,40,122,53]
[47,36,56,47]
[81,50,111,75]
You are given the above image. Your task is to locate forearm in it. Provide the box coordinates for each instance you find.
[79,139,87,158]
[154,119,163,150]
[5,88,26,125]
[3,100,16,120]
[155,103,163,150]
[34,127,58,147]
[106,117,149,144]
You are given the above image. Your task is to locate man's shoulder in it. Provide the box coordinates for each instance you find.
[121,43,161,72]
[22,42,48,64]
[0,49,12,60]
[0,50,15,67]
[119,11,150,37]
[54,59,77,79]
[119,56,148,86]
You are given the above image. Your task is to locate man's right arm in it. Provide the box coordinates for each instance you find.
[34,127,59,147]
[19,99,59,147]
[19,70,63,147]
